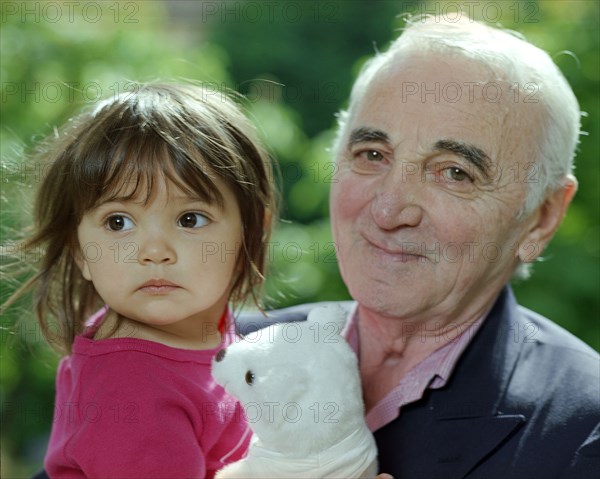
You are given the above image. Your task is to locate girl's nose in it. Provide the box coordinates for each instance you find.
[138,234,177,265]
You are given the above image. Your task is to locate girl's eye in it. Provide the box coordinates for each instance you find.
[106,215,134,231]
[442,167,473,182]
[178,212,209,228]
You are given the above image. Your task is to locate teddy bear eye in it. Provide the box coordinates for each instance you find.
[245,370,255,385]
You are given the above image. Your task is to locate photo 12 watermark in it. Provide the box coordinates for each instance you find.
[400,1,540,24]
[2,81,141,104]
[398,81,540,104]
[1,80,343,106]
[0,156,542,188]
[1,1,140,24]
[201,399,341,425]
[0,239,542,268]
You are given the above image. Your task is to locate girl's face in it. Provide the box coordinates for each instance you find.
[75,175,242,342]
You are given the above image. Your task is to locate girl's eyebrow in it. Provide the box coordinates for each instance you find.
[96,193,211,204]
[93,197,143,207]
[170,194,211,202]
[170,194,224,209]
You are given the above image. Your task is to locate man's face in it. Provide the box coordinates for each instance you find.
[330,53,544,321]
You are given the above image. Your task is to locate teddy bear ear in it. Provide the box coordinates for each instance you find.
[306,304,347,335]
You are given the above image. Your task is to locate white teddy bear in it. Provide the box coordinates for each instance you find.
[212,305,378,478]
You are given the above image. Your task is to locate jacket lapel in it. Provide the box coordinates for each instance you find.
[426,286,527,478]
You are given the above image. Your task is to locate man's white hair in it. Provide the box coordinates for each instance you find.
[333,16,581,278]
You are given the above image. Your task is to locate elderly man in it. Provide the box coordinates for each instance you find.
[325,16,599,478]
[241,16,599,479]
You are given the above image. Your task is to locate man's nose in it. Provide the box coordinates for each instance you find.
[138,232,177,265]
[371,163,424,230]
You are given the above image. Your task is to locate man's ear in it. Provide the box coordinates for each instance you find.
[517,175,578,263]
[72,244,92,281]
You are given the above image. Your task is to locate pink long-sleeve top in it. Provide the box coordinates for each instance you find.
[45,309,250,478]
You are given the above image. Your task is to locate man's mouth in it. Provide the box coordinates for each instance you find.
[363,236,429,262]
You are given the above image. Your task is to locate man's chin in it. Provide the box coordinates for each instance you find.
[350,284,411,317]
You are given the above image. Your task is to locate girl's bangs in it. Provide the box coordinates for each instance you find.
[74,130,224,214]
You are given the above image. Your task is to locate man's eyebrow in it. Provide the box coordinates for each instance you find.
[434,139,492,178]
[348,127,391,147]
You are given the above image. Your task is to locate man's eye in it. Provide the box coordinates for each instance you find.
[443,167,472,182]
[178,212,209,228]
[358,150,384,162]
[106,215,134,231]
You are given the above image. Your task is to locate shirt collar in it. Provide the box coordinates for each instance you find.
[343,303,487,432]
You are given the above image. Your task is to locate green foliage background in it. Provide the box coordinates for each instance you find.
[1,0,598,475]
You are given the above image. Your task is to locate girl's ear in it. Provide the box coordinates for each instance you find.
[517,175,578,263]
[72,244,92,281]
[263,207,272,238]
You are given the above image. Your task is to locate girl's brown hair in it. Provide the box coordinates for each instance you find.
[4,83,276,353]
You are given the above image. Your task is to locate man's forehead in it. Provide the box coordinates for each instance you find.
[351,55,530,144]
[389,50,493,80]
[365,51,542,121]
[351,87,504,145]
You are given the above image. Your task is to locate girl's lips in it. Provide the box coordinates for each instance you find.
[137,279,181,293]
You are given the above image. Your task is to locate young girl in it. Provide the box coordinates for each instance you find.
[5,83,276,478]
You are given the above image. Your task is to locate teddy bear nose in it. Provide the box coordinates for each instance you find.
[215,348,226,362]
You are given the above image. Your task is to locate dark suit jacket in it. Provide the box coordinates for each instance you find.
[237,286,599,479]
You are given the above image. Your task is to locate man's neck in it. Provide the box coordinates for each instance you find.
[356,301,492,411]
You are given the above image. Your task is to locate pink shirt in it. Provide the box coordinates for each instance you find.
[45,309,250,479]
[343,303,485,432]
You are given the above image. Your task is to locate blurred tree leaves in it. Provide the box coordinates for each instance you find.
[1,0,598,475]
